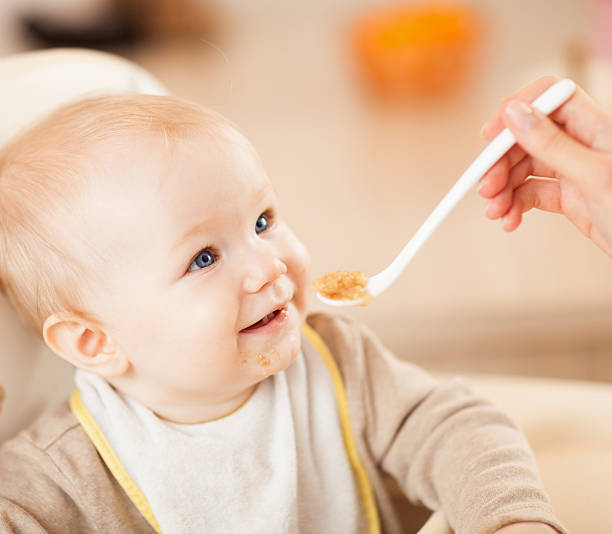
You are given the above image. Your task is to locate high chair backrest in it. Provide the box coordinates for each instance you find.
[0,48,167,443]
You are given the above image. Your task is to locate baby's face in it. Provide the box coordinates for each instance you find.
[74,129,311,420]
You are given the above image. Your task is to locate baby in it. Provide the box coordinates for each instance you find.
[0,93,565,534]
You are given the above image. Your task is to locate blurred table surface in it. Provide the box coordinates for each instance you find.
[3,0,611,380]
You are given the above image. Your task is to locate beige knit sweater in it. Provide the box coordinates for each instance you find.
[0,313,565,534]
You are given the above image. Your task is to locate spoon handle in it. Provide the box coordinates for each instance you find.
[369,78,577,296]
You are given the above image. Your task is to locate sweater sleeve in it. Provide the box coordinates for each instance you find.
[307,313,567,534]
[0,497,47,534]
[0,434,98,534]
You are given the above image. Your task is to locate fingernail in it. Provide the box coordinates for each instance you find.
[505,100,538,131]
[479,124,487,138]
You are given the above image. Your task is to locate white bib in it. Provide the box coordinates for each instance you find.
[75,348,366,533]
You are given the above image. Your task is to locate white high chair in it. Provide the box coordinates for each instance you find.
[0,48,611,534]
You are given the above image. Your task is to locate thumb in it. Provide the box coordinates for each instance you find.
[503,99,601,185]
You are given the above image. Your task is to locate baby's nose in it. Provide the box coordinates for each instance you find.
[242,255,287,293]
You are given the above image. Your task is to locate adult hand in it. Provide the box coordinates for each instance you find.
[478,76,612,257]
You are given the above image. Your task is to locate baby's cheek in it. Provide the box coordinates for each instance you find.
[289,240,312,315]
[277,326,302,371]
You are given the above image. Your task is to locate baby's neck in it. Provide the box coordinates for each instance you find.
[153,385,258,425]
[107,377,259,425]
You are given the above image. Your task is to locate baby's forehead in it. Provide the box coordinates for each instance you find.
[85,125,269,209]
[75,128,272,241]
[86,119,254,175]
[21,92,255,182]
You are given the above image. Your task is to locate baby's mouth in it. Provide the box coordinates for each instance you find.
[240,307,288,333]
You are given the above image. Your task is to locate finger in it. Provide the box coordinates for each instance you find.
[482,78,612,152]
[480,76,560,140]
[502,100,605,188]
[527,156,558,180]
[479,148,558,202]
[479,145,561,201]
[501,178,562,232]
[546,85,612,151]
[478,145,526,198]
[486,156,534,219]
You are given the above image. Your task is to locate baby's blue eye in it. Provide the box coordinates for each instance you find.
[187,248,216,272]
[255,213,269,234]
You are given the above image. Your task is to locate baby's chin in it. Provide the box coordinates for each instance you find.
[247,312,303,380]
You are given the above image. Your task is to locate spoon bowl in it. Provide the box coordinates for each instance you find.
[316,274,386,306]
[316,79,577,307]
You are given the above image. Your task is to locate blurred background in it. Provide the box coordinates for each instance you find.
[1,0,611,382]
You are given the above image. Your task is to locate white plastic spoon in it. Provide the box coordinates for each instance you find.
[316,78,577,306]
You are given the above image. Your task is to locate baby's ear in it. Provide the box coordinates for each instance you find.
[43,314,129,378]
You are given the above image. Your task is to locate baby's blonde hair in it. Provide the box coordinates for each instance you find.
[0,92,237,333]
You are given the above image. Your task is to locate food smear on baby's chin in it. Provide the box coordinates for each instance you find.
[312,271,372,305]
[256,354,271,367]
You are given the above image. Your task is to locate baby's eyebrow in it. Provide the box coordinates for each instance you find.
[171,184,274,255]
[172,219,215,256]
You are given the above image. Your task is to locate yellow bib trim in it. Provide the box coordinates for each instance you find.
[70,390,161,534]
[301,323,381,534]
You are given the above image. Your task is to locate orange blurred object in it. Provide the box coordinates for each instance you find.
[352,2,479,97]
